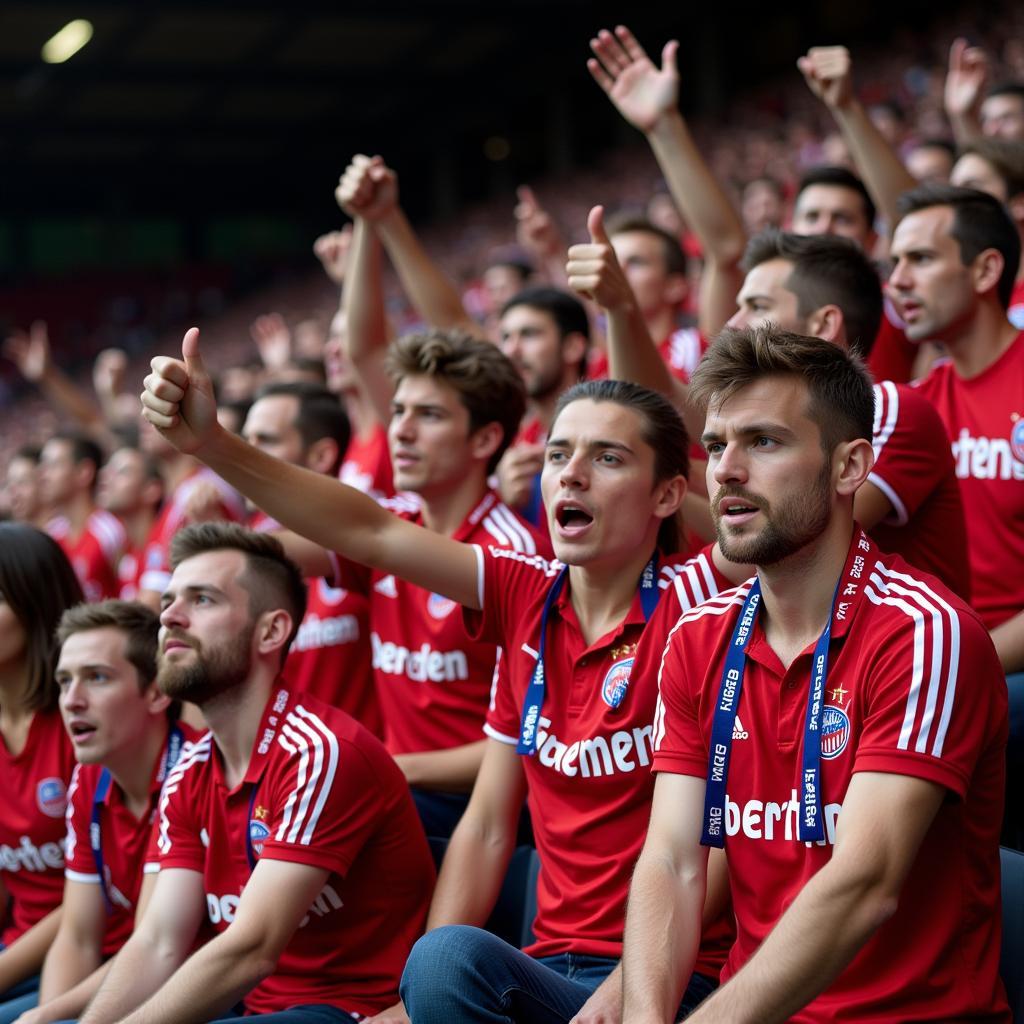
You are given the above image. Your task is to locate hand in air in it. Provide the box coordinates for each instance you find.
[797,46,855,110]
[335,154,399,221]
[566,206,636,313]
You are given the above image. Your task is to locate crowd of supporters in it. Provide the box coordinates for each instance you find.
[0,11,1022,1024]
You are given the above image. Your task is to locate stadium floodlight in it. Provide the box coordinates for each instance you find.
[41,19,94,64]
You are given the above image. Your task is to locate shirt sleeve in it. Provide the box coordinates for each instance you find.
[462,544,530,647]
[869,383,953,526]
[650,617,709,779]
[853,588,1005,798]
[64,765,100,884]
[154,743,209,872]
[259,709,393,877]
[483,646,520,746]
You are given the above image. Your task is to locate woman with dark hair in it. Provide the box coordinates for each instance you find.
[0,523,83,1022]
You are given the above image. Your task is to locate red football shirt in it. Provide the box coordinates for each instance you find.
[155,686,434,1017]
[48,510,126,602]
[652,530,1009,1021]
[867,381,971,599]
[867,299,917,385]
[465,543,730,975]
[251,512,381,737]
[0,711,76,945]
[912,333,1024,629]
[138,468,246,596]
[330,490,548,756]
[339,424,393,499]
[65,722,201,955]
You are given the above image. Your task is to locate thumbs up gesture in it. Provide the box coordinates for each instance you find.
[566,206,636,313]
[141,327,222,454]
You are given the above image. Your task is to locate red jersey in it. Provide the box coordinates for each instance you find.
[64,722,200,955]
[139,468,246,596]
[250,513,381,737]
[867,381,971,599]
[48,509,125,602]
[587,327,707,384]
[330,491,548,756]
[339,424,393,498]
[651,531,1009,1021]
[912,333,1024,629]
[116,542,144,601]
[155,687,434,1017]
[465,544,730,974]
[867,299,917,385]
[0,710,76,945]
[1008,277,1024,331]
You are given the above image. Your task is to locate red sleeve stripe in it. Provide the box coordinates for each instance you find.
[276,707,340,846]
[864,562,961,758]
[871,381,900,459]
[157,735,213,855]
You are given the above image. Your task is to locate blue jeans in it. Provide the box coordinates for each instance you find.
[0,975,39,1024]
[210,1007,358,1023]
[400,925,717,1023]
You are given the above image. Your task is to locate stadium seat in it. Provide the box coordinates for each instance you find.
[1001,846,1024,1021]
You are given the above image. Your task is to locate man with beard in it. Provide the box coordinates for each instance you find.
[621,326,1009,1022]
[78,523,434,1024]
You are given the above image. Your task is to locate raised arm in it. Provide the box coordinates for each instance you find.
[797,46,915,229]
[141,328,480,609]
[943,37,988,145]
[339,155,476,333]
[515,185,569,287]
[589,25,746,338]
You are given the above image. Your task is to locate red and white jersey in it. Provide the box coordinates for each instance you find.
[867,381,971,599]
[138,468,246,596]
[331,490,549,756]
[154,686,434,1017]
[339,424,393,499]
[1008,278,1024,331]
[465,544,730,973]
[250,512,381,737]
[64,722,201,955]
[48,509,125,602]
[116,541,146,601]
[652,530,1009,1021]
[0,711,76,945]
[913,332,1024,629]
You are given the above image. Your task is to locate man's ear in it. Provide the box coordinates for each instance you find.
[805,304,846,348]
[832,438,874,497]
[971,246,1006,299]
[469,421,505,467]
[255,609,294,659]
[143,681,172,718]
[304,438,340,476]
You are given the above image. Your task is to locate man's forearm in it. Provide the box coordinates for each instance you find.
[113,931,273,1024]
[0,908,61,992]
[80,932,183,1024]
[393,740,486,793]
[687,857,896,1023]
[375,208,473,331]
[991,609,1024,674]
[35,959,112,1024]
[622,852,705,1023]
[39,927,102,1001]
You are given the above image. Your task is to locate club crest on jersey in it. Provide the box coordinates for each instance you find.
[601,658,633,709]
[248,818,270,857]
[1011,419,1024,464]
[37,778,68,818]
[427,592,458,619]
[820,706,851,760]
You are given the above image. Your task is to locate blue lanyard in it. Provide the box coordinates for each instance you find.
[517,556,660,755]
[701,578,837,848]
[91,725,184,914]
[245,783,261,871]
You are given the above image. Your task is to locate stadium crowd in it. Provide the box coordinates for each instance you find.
[0,11,1023,1024]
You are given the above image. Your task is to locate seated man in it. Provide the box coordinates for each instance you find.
[15,601,199,1024]
[78,524,435,1024]
[623,325,1009,1022]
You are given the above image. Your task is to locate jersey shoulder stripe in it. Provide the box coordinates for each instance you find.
[275,705,340,846]
[483,544,561,577]
[485,503,537,554]
[156,735,213,855]
[872,380,900,458]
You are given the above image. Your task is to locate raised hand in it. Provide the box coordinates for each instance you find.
[588,25,679,134]
[515,185,563,262]
[3,320,51,382]
[141,327,221,455]
[566,206,635,312]
[944,37,989,119]
[93,347,128,400]
[250,312,292,371]
[335,154,399,222]
[496,442,546,511]
[313,226,353,286]
[797,46,855,110]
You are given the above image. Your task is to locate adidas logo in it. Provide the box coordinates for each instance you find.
[732,715,749,740]
[373,575,398,598]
